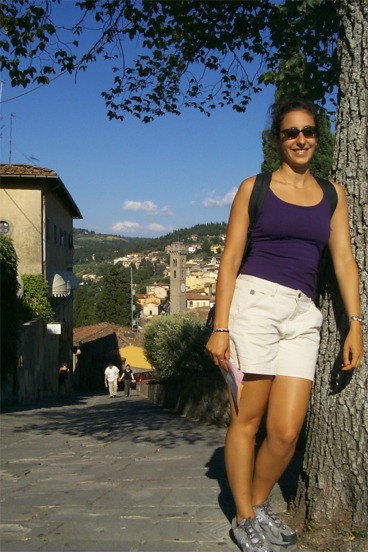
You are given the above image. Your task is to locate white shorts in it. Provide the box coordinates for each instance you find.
[229,275,323,381]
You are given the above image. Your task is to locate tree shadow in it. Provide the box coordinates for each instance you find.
[2,392,220,449]
[205,445,235,522]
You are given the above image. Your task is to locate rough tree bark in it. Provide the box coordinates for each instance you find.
[299,0,368,530]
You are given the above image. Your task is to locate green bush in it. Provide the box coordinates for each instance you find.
[0,236,20,382]
[143,313,215,378]
[20,274,54,323]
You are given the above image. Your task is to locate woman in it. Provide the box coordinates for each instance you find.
[206,98,363,552]
[120,364,135,397]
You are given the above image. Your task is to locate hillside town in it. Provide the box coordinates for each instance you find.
[80,237,226,320]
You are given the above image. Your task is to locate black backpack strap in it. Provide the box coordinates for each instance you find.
[315,177,338,217]
[249,173,337,219]
[248,172,272,228]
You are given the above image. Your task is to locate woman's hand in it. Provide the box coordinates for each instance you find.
[341,325,364,371]
[206,332,230,368]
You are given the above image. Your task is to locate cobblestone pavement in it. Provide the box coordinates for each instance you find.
[0,391,334,552]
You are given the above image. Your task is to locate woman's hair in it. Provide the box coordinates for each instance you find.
[269,97,319,137]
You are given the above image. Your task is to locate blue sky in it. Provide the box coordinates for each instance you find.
[0,5,276,238]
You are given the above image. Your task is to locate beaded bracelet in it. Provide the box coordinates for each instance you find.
[349,315,364,324]
[212,328,229,334]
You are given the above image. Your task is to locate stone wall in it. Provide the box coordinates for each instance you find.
[137,371,231,427]
[1,318,60,406]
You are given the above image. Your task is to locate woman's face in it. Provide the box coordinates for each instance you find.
[278,109,318,169]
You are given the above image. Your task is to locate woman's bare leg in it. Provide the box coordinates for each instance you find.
[224,375,273,521]
[252,376,312,506]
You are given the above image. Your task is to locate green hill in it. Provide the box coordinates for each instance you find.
[73,222,227,265]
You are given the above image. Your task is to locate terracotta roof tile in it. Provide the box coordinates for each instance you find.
[0,164,57,176]
[73,322,143,348]
[0,163,82,219]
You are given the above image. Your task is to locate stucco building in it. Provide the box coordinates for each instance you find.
[0,164,82,402]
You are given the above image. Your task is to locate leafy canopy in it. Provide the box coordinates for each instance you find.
[1,1,338,122]
[96,265,132,325]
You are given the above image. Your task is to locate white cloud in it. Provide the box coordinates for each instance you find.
[147,223,174,233]
[202,187,237,208]
[123,200,173,216]
[110,221,174,236]
[110,221,141,233]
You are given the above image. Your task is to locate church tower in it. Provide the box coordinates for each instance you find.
[166,241,188,314]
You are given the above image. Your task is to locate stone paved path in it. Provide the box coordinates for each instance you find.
[1,391,318,551]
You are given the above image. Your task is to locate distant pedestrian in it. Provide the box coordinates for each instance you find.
[104,363,120,397]
[119,364,135,397]
[58,362,69,397]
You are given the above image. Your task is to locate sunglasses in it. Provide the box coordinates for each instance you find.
[280,126,317,140]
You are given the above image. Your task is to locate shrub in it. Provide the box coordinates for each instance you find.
[143,313,214,378]
[20,274,54,323]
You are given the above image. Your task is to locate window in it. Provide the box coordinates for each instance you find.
[46,218,50,242]
[0,220,11,235]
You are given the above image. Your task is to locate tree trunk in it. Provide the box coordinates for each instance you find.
[298,0,368,529]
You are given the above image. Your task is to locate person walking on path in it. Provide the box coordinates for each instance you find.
[206,97,363,552]
[119,364,135,397]
[104,363,120,397]
[58,362,69,397]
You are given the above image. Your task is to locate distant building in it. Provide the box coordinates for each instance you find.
[210,244,224,254]
[146,283,169,300]
[136,294,161,318]
[166,241,189,314]
[186,293,211,310]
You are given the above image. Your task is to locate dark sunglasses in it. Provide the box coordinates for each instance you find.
[280,126,317,140]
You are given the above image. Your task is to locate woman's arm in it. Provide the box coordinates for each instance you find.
[327,183,364,370]
[206,176,256,366]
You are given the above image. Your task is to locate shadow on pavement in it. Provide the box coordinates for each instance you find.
[2,391,223,450]
[205,445,236,523]
[205,431,305,521]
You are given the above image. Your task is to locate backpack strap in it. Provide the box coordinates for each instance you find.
[248,172,272,228]
[315,177,338,217]
[237,172,272,270]
[207,173,272,330]
[249,173,337,220]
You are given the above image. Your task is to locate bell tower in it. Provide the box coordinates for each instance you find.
[166,241,188,314]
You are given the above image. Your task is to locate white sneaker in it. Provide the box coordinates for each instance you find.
[231,517,276,552]
[254,499,297,546]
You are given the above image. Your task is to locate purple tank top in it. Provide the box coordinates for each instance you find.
[239,188,331,299]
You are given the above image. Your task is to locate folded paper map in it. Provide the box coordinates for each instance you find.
[220,360,244,410]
